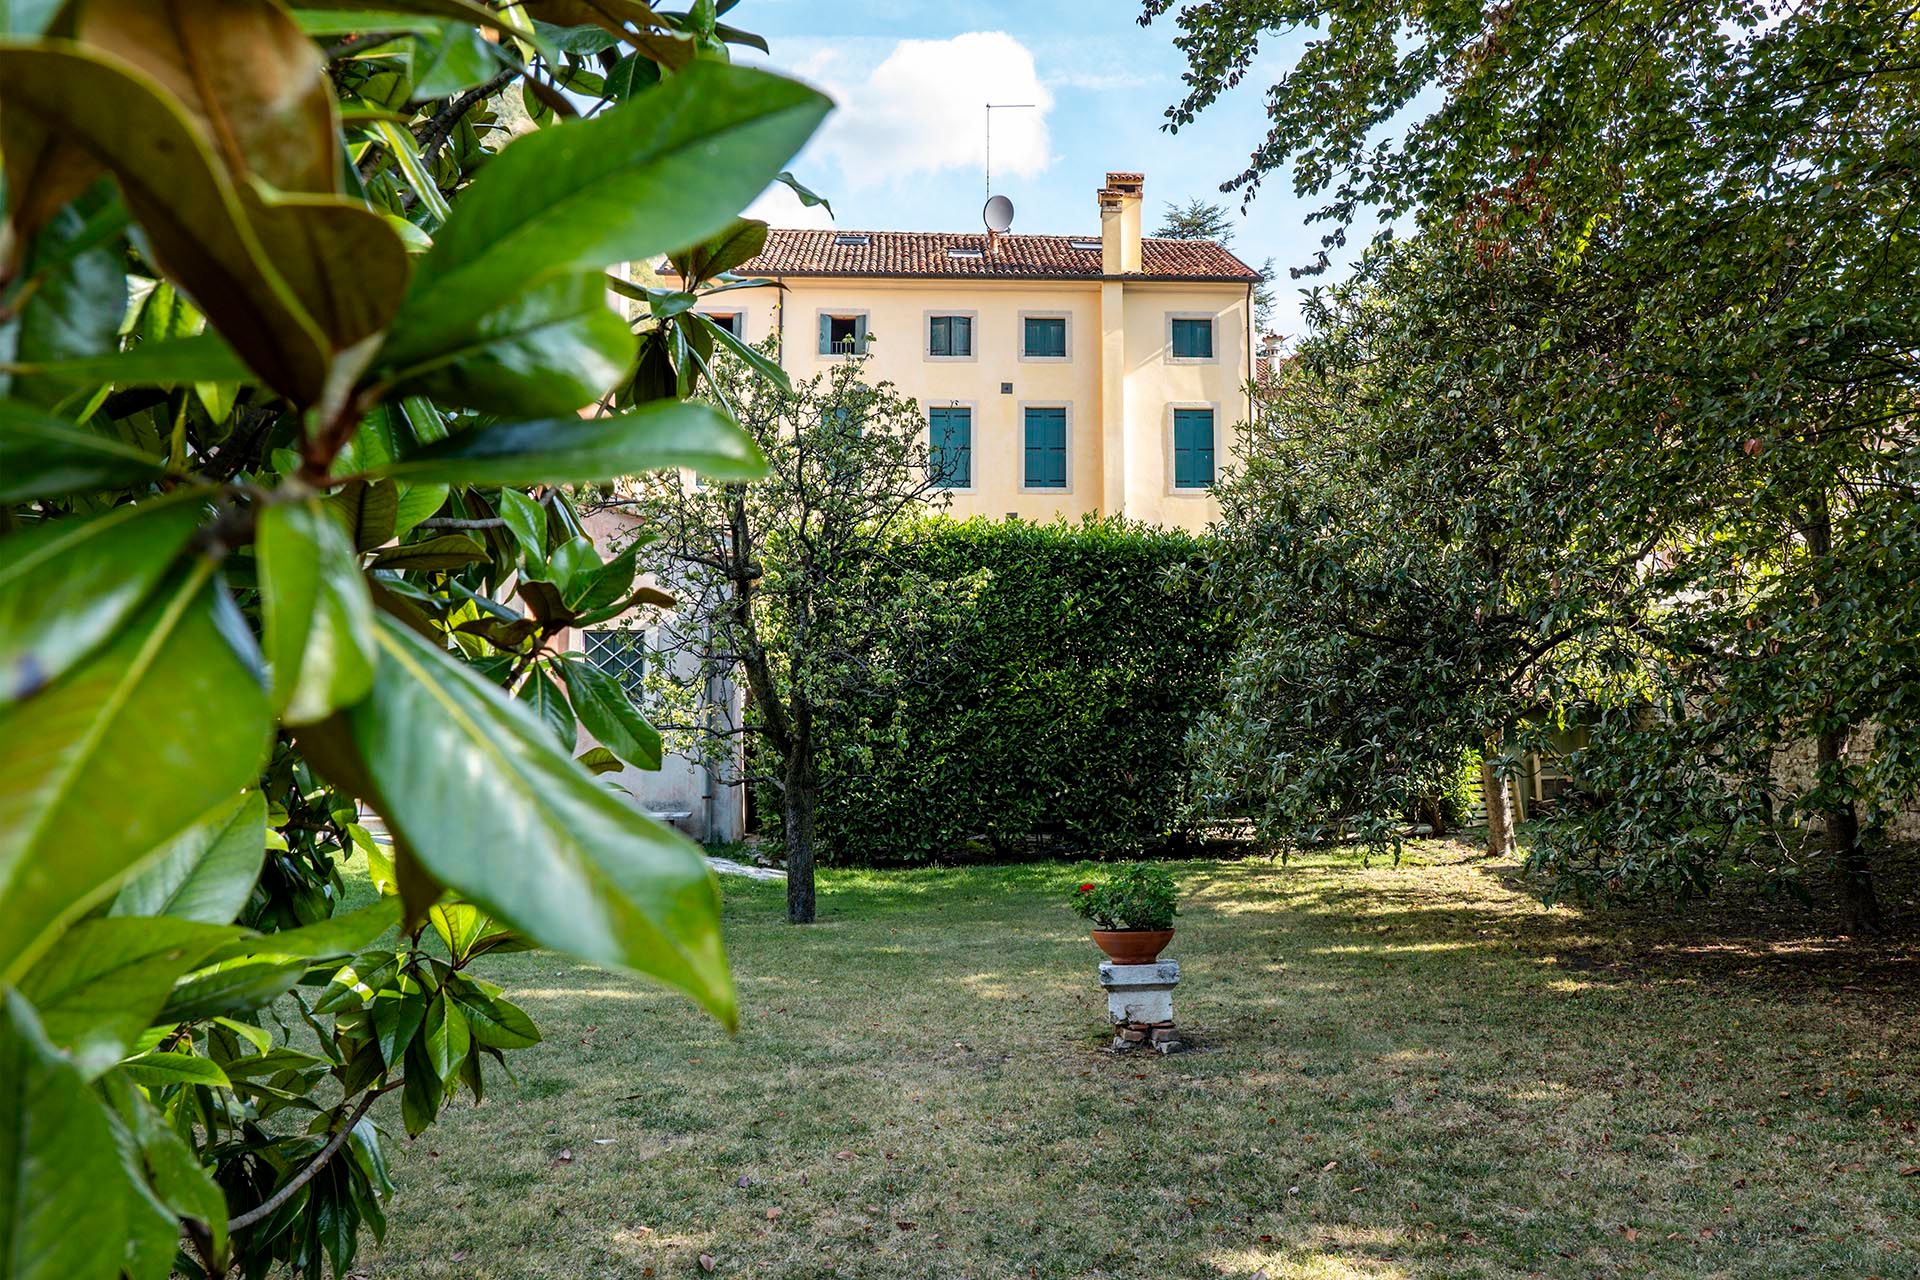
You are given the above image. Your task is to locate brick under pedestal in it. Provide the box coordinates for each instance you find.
[1100,960,1183,1053]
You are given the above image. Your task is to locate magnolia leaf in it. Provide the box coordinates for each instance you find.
[381,62,827,369]
[366,400,767,486]
[301,619,735,1025]
[516,664,575,746]
[259,498,378,724]
[77,0,340,194]
[109,789,267,925]
[0,43,332,405]
[0,992,130,1280]
[368,534,489,572]
[0,332,254,387]
[18,916,239,1077]
[0,567,271,985]
[0,491,204,704]
[560,656,662,770]
[117,1051,231,1091]
[0,402,166,502]
[386,270,635,416]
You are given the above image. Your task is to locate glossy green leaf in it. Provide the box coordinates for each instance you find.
[18,917,238,1077]
[99,1070,229,1260]
[560,656,662,770]
[447,974,540,1049]
[516,664,575,747]
[292,0,536,41]
[371,985,426,1068]
[0,331,254,387]
[412,19,500,97]
[0,992,130,1280]
[421,991,469,1085]
[259,498,379,724]
[309,619,735,1025]
[0,402,165,502]
[497,488,547,561]
[673,217,766,285]
[109,790,267,925]
[392,482,449,538]
[690,308,788,392]
[427,901,489,960]
[368,400,767,486]
[381,61,827,368]
[327,478,399,550]
[1,201,127,408]
[387,270,635,416]
[0,567,271,985]
[368,534,488,571]
[161,899,400,1022]
[311,948,401,1014]
[575,746,624,775]
[117,1051,231,1091]
[0,492,204,704]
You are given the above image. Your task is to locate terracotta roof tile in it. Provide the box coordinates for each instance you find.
[728,228,1260,283]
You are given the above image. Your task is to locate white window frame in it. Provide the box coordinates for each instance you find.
[1165,312,1220,365]
[816,309,871,359]
[1017,310,1073,363]
[923,309,979,363]
[926,399,979,493]
[1164,400,1222,495]
[1017,400,1075,495]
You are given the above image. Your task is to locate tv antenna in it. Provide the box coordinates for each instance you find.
[984,194,1015,234]
[985,102,1036,200]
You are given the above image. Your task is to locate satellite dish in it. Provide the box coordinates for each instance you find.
[983,194,1015,233]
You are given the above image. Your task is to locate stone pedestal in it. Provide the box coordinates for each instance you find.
[1099,960,1182,1053]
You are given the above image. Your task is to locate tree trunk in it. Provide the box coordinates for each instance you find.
[1818,728,1882,934]
[783,737,817,924]
[1482,756,1517,860]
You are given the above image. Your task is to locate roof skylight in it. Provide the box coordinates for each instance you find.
[833,233,870,247]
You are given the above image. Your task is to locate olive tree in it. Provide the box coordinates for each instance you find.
[1154,0,1919,929]
[0,2,828,1275]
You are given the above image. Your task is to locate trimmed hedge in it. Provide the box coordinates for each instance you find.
[814,516,1233,863]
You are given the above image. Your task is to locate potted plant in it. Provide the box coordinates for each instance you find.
[1070,863,1179,964]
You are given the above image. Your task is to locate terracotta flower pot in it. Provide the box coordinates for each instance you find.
[1091,928,1174,965]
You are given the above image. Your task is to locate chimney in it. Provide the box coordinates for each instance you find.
[1098,170,1143,274]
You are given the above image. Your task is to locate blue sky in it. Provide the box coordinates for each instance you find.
[736,1,1346,339]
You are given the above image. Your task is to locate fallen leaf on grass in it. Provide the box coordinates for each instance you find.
[1899,1166,1920,1177]
[698,1254,715,1272]
[834,1150,854,1160]
[766,1208,783,1220]
[896,1221,916,1231]
[451,1252,468,1262]
[553,1149,573,1165]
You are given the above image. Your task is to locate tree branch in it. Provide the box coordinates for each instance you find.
[228,1083,396,1233]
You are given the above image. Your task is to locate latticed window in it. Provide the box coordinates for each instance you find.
[583,629,647,697]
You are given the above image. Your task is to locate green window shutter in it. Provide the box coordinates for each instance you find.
[1024,407,1067,488]
[930,407,971,487]
[818,313,833,355]
[1024,316,1065,358]
[1173,409,1215,488]
[954,315,972,356]
[1172,317,1213,359]
[929,316,949,356]
[854,314,868,353]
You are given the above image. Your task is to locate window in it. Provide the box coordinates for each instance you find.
[1022,315,1067,360]
[946,246,984,259]
[1069,239,1104,252]
[706,311,743,338]
[1172,408,1216,490]
[1023,406,1068,489]
[583,629,647,698]
[833,232,870,247]
[929,406,972,488]
[927,314,973,359]
[818,312,868,356]
[1170,316,1214,360]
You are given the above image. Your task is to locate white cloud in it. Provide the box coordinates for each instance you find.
[745,180,836,230]
[799,32,1054,192]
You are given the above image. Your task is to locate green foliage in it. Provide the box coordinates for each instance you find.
[1068,862,1178,931]
[816,516,1235,863]
[1155,0,1920,928]
[0,2,829,1275]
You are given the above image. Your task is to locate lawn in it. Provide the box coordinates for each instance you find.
[357,843,1920,1279]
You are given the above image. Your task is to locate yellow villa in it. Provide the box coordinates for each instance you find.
[678,172,1261,532]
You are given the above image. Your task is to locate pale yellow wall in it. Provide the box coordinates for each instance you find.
[687,274,1251,533]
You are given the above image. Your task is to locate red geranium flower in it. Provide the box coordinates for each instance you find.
[1079,883,1094,892]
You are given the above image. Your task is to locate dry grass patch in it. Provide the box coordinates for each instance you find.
[356,843,1920,1279]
